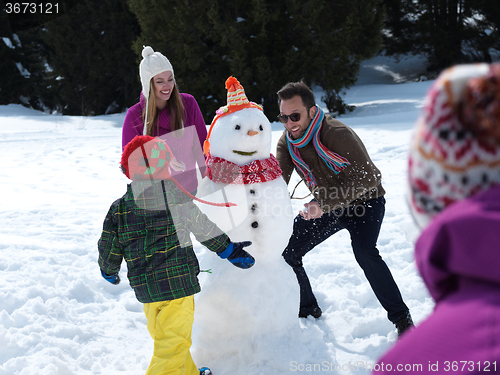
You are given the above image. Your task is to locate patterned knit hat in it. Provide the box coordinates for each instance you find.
[408,63,500,228]
[121,135,172,181]
[121,135,237,208]
[203,76,263,155]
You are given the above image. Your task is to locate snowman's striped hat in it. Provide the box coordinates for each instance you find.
[204,76,263,155]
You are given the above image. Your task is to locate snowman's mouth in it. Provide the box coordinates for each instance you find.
[233,150,257,156]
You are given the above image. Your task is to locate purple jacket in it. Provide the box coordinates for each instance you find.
[373,184,500,374]
[122,93,207,193]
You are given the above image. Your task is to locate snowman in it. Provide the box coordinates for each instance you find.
[192,77,301,372]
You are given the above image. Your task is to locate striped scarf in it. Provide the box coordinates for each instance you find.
[286,105,350,189]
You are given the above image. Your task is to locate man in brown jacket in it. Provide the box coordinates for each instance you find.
[276,81,413,336]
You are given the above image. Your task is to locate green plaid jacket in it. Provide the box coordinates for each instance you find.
[98,180,230,303]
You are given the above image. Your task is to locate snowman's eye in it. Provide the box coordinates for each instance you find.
[259,125,264,131]
[235,125,241,130]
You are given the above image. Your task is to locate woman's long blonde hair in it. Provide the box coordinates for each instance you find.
[143,79,185,136]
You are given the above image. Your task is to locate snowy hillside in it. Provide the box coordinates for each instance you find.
[0,55,436,375]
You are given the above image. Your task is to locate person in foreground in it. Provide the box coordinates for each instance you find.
[97,136,254,375]
[373,63,500,374]
[276,81,413,336]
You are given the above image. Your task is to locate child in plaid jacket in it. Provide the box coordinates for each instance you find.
[98,135,254,375]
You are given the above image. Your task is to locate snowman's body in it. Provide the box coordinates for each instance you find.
[192,106,300,371]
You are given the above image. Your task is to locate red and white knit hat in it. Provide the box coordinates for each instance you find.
[121,135,237,207]
[408,63,500,228]
[203,76,263,155]
[121,135,173,181]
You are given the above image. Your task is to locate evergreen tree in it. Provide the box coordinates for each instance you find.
[382,0,500,73]
[1,0,98,111]
[461,0,500,63]
[128,0,256,118]
[381,0,418,57]
[0,9,27,106]
[0,8,47,110]
[128,0,384,120]
[42,0,140,115]
[290,0,384,115]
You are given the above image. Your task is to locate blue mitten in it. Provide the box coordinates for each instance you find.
[101,270,120,285]
[218,241,255,269]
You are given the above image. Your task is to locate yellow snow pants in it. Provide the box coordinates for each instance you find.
[143,295,199,375]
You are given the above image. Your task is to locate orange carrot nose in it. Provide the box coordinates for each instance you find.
[248,130,258,136]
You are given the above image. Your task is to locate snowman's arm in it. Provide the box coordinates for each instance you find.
[276,133,295,185]
[183,201,231,253]
[188,95,208,149]
[192,130,207,177]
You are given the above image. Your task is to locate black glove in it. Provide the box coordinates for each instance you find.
[101,270,120,285]
[218,241,255,269]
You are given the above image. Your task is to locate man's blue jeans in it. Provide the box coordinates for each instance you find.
[282,196,409,323]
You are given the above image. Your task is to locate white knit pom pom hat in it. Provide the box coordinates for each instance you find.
[139,46,174,135]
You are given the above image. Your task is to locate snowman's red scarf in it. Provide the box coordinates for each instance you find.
[206,154,282,184]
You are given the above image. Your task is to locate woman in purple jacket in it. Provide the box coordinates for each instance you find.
[122,46,207,194]
[373,63,500,374]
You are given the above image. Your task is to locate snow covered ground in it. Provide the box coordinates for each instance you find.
[1,55,436,375]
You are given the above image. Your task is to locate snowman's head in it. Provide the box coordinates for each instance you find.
[204,76,273,165]
[209,107,272,165]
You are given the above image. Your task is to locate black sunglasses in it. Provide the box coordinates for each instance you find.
[277,108,308,124]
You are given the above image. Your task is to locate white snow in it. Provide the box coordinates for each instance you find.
[15,63,31,78]
[2,37,14,49]
[0,55,436,375]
